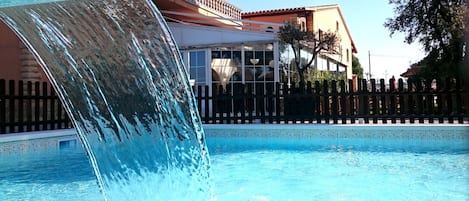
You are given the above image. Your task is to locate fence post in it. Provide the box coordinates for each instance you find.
[203,86,209,123]
[275,82,281,123]
[240,84,247,124]
[371,79,378,124]
[247,84,253,123]
[389,78,397,124]
[51,85,57,129]
[436,78,444,123]
[306,81,313,123]
[219,87,225,123]
[196,86,202,123]
[444,78,453,123]
[295,82,304,123]
[56,89,65,129]
[34,82,40,130]
[398,79,406,124]
[264,84,271,123]
[455,78,464,123]
[424,79,434,123]
[348,79,355,124]
[331,80,338,124]
[407,79,415,123]
[18,81,24,132]
[416,79,424,123]
[323,80,330,124]
[26,81,33,131]
[340,80,347,124]
[9,80,16,133]
[258,83,266,123]
[42,82,49,130]
[271,83,276,123]
[315,81,321,124]
[282,82,289,123]
[379,79,387,124]
[362,79,369,123]
[232,84,239,124]
[0,79,5,134]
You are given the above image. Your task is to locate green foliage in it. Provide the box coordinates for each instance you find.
[384,0,466,79]
[352,55,363,78]
[280,58,345,84]
[306,70,345,84]
[278,22,340,84]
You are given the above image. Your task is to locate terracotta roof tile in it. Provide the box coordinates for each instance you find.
[242,4,339,17]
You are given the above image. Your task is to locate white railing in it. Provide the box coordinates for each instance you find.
[184,0,242,20]
[161,10,283,33]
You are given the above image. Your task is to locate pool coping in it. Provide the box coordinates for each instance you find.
[0,124,467,142]
[0,129,77,143]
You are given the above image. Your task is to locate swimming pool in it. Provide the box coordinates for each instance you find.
[1,125,468,201]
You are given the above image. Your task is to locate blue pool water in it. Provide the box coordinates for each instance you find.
[1,125,468,201]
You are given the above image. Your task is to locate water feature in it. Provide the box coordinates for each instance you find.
[0,0,211,200]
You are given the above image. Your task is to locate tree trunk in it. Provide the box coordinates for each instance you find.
[298,67,305,85]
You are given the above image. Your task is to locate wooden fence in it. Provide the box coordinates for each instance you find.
[194,78,467,124]
[0,79,72,134]
[0,78,467,134]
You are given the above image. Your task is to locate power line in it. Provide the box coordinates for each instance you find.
[369,53,421,59]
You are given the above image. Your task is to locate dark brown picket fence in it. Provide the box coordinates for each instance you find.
[194,78,467,124]
[0,79,72,134]
[0,78,467,134]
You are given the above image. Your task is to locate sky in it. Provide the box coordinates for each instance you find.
[227,0,426,79]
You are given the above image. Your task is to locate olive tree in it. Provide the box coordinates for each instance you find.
[278,22,340,84]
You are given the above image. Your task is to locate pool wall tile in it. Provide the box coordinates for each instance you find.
[1,126,468,154]
[0,131,78,154]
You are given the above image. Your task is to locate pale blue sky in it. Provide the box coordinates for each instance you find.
[228,0,426,79]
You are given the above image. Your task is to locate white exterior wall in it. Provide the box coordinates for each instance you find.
[312,8,354,79]
[168,22,276,49]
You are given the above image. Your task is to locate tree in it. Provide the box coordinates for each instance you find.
[352,55,364,79]
[384,0,466,79]
[278,22,340,84]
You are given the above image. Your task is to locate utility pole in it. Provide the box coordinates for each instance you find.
[368,50,371,80]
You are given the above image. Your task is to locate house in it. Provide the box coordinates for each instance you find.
[400,64,423,78]
[154,0,281,98]
[1,0,281,98]
[241,5,358,81]
[0,1,357,96]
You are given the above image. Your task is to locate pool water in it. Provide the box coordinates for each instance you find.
[1,125,468,201]
[211,150,467,201]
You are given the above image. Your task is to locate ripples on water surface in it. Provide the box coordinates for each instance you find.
[1,129,468,201]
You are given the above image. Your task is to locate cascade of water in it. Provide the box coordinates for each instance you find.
[0,0,211,200]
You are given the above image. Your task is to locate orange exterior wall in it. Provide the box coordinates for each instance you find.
[0,21,49,82]
[243,13,298,31]
[0,21,22,80]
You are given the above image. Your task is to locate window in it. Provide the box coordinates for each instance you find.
[222,51,232,58]
[297,17,307,31]
[189,50,206,83]
[336,21,339,32]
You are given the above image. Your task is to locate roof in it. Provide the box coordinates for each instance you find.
[400,65,424,78]
[241,4,357,54]
[242,4,340,17]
